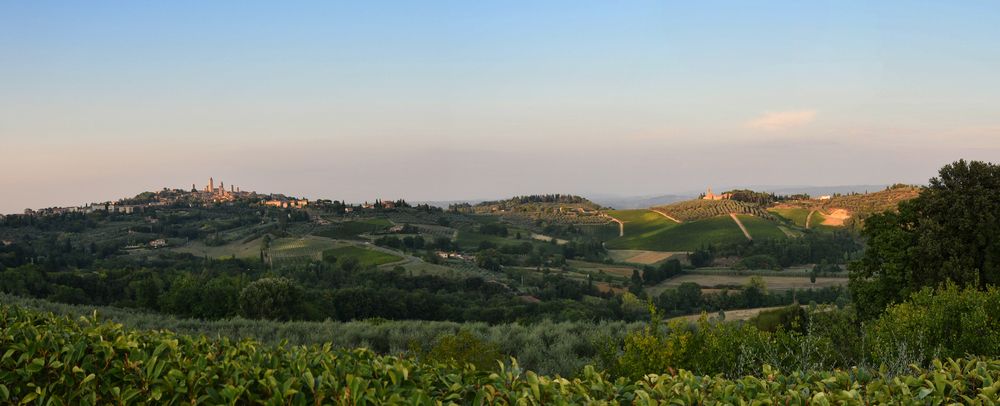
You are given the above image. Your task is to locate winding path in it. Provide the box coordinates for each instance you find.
[650,208,683,224]
[601,213,625,237]
[729,213,753,241]
[804,210,817,229]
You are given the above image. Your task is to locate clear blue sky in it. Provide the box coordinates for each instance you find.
[2,1,999,212]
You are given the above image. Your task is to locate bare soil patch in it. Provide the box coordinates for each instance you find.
[595,282,626,294]
[821,209,850,226]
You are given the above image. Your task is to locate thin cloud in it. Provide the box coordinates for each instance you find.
[746,110,817,131]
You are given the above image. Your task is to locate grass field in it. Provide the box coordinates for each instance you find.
[603,209,679,249]
[322,245,403,267]
[737,215,790,241]
[605,211,755,251]
[453,228,513,249]
[769,207,812,228]
[607,209,678,234]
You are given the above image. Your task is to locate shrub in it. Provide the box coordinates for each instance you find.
[867,283,1000,366]
[733,254,782,271]
[424,330,502,372]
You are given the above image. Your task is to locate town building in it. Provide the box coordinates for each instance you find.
[702,187,732,201]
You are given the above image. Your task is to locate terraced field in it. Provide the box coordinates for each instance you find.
[654,199,776,222]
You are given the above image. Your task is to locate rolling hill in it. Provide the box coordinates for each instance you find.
[821,184,921,217]
[653,199,777,222]
[604,209,788,251]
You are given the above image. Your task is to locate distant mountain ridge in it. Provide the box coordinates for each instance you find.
[588,185,896,210]
[586,194,693,210]
[730,185,893,197]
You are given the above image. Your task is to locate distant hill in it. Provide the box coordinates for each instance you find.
[604,209,752,251]
[821,184,921,217]
[469,194,601,210]
[653,199,777,222]
[745,185,892,198]
[767,184,922,230]
[451,194,611,227]
[587,194,693,210]
[599,185,922,252]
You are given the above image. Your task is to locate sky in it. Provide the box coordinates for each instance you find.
[2,1,1000,213]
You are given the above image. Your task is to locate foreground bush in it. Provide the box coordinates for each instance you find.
[3,305,1000,404]
[868,283,1000,367]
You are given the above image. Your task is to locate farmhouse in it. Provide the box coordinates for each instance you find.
[702,187,732,201]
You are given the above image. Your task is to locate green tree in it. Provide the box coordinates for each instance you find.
[476,249,503,272]
[850,160,1000,319]
[238,277,303,320]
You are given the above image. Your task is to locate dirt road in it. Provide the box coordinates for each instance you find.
[651,209,682,223]
[729,213,752,240]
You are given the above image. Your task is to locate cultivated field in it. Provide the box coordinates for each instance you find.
[607,249,684,265]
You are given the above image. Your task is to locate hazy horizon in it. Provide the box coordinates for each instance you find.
[3,1,999,213]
